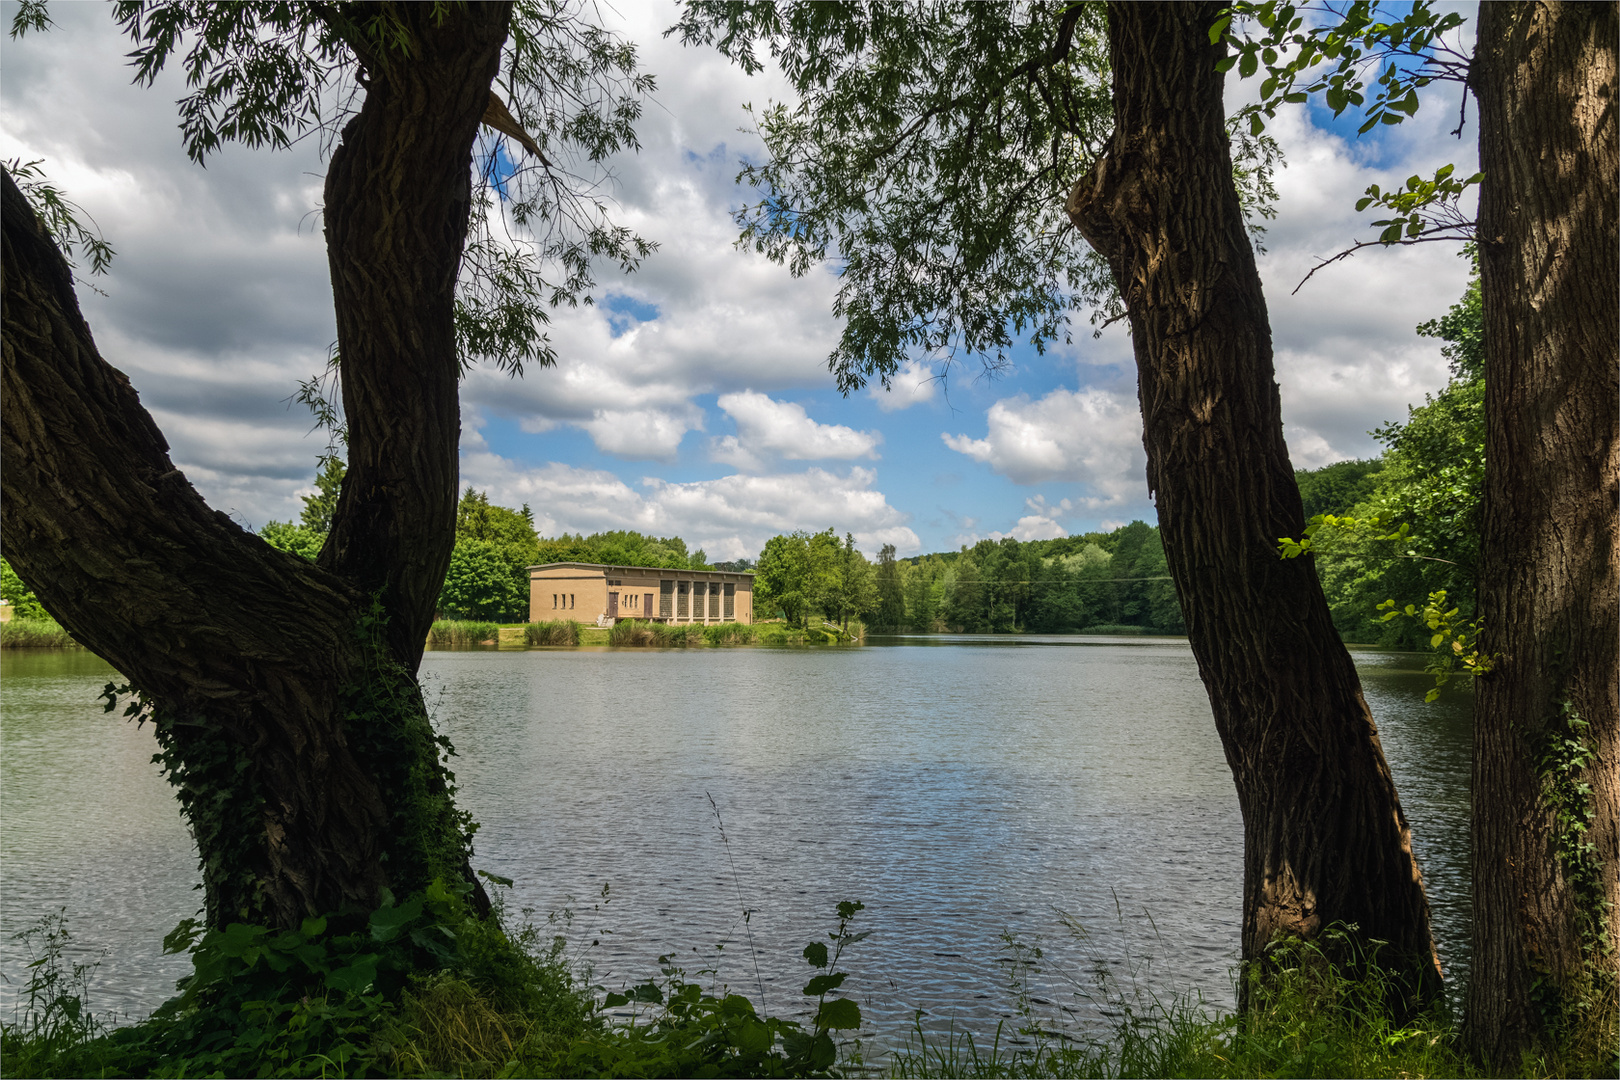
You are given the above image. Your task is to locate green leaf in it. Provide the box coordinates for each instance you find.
[324,954,379,995]
[1239,49,1259,78]
[163,918,203,955]
[803,941,829,968]
[815,997,862,1030]
[602,991,629,1008]
[369,895,424,942]
[803,971,848,996]
[1208,15,1233,43]
[1249,111,1266,136]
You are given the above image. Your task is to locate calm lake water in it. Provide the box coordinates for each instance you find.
[0,637,1472,1047]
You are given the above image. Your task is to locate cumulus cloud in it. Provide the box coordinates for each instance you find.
[459,442,919,560]
[708,391,881,470]
[0,0,1480,549]
[868,357,939,412]
[943,387,1145,505]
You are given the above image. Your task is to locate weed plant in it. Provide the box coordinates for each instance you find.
[0,618,81,648]
[607,619,704,647]
[524,619,580,646]
[1,887,871,1079]
[427,619,499,647]
[890,922,1483,1079]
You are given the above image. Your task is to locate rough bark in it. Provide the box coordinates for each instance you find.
[0,3,510,929]
[1067,2,1442,1007]
[1469,1,1619,1062]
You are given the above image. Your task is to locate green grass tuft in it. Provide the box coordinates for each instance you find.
[607,620,704,647]
[0,618,82,649]
[427,620,500,647]
[524,619,581,646]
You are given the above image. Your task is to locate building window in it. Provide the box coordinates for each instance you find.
[709,584,720,619]
[724,583,735,620]
[660,580,673,618]
[552,594,557,609]
[676,580,689,618]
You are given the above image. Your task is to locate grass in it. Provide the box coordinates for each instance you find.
[428,619,500,647]
[0,618,81,648]
[607,619,705,647]
[4,898,1613,1079]
[524,619,581,646]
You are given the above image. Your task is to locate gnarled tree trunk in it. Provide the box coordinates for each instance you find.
[1067,2,1442,1008]
[1469,1,1619,1063]
[0,3,511,930]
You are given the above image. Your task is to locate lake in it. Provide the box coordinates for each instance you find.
[0,636,1472,1047]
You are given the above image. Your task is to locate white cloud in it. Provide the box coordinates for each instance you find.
[943,387,1145,505]
[460,443,919,560]
[868,357,939,412]
[709,391,881,470]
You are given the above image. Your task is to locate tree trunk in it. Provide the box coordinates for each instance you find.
[1067,2,1442,1009]
[1468,2,1619,1062]
[0,3,510,930]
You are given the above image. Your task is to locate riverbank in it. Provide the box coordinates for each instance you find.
[426,618,859,649]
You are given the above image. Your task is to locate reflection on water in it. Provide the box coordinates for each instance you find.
[0,637,1471,1043]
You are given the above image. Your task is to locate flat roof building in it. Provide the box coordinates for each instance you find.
[529,562,754,626]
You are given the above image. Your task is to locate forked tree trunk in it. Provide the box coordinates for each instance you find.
[0,3,511,930]
[1067,2,1442,1008]
[1469,2,1619,1063]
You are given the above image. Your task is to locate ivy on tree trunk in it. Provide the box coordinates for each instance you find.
[1469,0,1618,1062]
[0,3,511,929]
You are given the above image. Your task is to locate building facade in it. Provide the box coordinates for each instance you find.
[528,562,755,625]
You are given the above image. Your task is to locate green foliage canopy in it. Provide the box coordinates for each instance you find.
[1,557,49,621]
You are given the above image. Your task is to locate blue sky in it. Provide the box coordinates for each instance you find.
[0,1,1478,561]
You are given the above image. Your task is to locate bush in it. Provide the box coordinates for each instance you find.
[427,620,500,647]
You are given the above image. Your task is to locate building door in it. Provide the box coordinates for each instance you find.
[645,593,654,617]
[607,592,618,617]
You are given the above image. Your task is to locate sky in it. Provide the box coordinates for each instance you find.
[0,2,1479,562]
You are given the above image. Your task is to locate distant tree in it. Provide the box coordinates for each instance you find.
[257,456,348,561]
[0,557,48,620]
[440,489,541,621]
[823,532,877,631]
[258,520,324,562]
[754,531,812,624]
[1294,459,1384,521]
[903,559,938,632]
[874,544,905,629]
[299,455,346,535]
[438,538,527,622]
